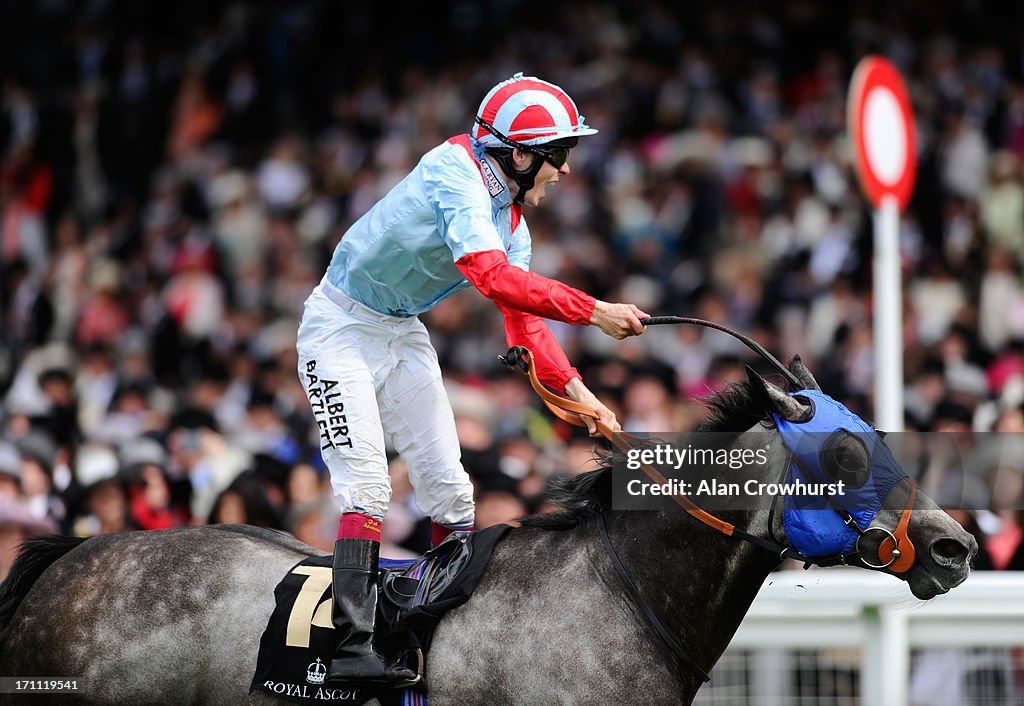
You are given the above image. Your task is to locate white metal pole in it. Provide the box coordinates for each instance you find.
[861,603,909,706]
[880,605,910,706]
[873,194,904,432]
[862,604,884,706]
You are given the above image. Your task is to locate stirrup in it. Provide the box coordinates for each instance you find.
[402,648,424,688]
[379,648,423,689]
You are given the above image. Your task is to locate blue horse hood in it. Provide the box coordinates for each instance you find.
[772,390,906,558]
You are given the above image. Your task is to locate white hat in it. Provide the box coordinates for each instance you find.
[473,73,598,148]
[75,442,121,489]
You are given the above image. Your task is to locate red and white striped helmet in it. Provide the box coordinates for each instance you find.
[473,72,598,147]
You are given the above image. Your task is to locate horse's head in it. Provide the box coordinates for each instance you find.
[744,357,976,599]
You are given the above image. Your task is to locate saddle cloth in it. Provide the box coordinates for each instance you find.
[249,524,511,706]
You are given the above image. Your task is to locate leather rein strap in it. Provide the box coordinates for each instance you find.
[500,318,919,682]
[500,314,920,573]
[503,343,919,572]
[502,346,738,537]
[501,346,803,555]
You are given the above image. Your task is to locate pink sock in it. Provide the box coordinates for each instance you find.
[338,512,383,541]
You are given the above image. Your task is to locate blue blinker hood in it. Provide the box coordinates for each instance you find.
[771,390,907,558]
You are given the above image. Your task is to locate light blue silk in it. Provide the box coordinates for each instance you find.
[326,136,531,317]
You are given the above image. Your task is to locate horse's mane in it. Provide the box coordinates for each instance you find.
[0,535,86,640]
[520,381,767,531]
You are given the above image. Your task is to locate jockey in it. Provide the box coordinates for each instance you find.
[296,72,649,688]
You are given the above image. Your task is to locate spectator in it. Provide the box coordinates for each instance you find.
[14,428,65,530]
[75,261,131,349]
[1005,510,1024,570]
[0,441,23,502]
[285,462,326,508]
[35,367,78,448]
[208,470,284,529]
[287,497,339,554]
[0,499,58,581]
[120,437,186,531]
[70,441,133,537]
[474,489,529,529]
[168,422,250,522]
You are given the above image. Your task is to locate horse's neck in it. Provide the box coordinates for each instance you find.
[601,509,779,682]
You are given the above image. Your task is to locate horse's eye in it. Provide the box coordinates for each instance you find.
[819,431,871,489]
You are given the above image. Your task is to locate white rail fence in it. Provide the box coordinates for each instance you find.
[694,571,1024,706]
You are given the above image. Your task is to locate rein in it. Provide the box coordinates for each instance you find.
[500,317,919,682]
[500,345,806,559]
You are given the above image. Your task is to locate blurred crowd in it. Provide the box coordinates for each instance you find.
[2,0,1024,582]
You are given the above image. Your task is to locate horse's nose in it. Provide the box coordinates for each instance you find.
[929,535,976,568]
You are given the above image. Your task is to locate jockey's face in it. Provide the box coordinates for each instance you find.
[513,150,570,207]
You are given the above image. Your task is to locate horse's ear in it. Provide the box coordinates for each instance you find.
[745,366,811,422]
[788,355,821,392]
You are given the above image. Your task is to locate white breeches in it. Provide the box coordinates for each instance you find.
[296,280,475,526]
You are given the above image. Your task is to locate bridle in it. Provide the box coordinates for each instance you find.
[500,316,919,681]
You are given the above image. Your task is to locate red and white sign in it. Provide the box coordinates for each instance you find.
[848,56,917,212]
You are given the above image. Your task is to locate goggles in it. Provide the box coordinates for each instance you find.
[532,144,570,169]
[474,117,572,169]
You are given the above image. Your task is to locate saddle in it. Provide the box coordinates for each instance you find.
[250,524,511,706]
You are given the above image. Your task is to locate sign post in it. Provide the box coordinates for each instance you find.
[848,56,917,434]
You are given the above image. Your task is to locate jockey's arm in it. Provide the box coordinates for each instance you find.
[493,300,580,393]
[493,301,621,437]
[455,249,595,324]
[564,376,621,437]
[456,249,638,435]
[455,250,649,338]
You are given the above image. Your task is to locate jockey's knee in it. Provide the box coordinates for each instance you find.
[335,481,392,520]
[416,476,475,528]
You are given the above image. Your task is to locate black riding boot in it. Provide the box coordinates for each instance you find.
[327,538,419,687]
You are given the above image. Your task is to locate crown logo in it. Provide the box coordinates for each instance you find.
[307,657,327,685]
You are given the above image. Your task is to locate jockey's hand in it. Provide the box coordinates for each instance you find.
[590,301,649,340]
[565,377,621,437]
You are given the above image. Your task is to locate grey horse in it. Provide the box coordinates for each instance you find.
[0,360,975,705]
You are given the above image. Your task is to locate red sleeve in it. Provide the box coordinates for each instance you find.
[497,302,581,393]
[455,250,595,326]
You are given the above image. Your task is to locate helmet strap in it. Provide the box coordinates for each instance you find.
[473,117,575,204]
[488,148,545,204]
